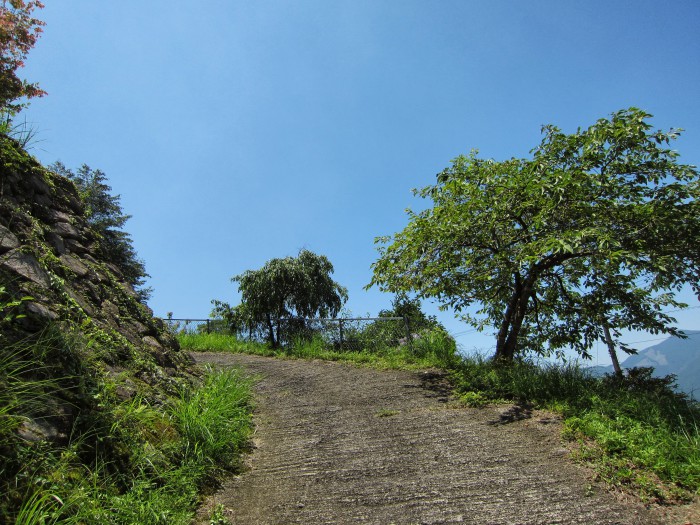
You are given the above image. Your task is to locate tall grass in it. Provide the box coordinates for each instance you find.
[179,332,275,356]
[170,366,253,471]
[15,491,63,525]
[0,344,57,439]
[2,328,254,524]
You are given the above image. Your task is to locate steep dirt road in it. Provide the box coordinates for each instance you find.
[192,352,661,525]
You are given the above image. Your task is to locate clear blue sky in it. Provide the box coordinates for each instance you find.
[21,1,700,364]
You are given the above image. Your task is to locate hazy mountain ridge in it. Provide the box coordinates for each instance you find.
[590,330,700,397]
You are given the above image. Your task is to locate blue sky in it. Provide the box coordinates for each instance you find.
[21,1,700,364]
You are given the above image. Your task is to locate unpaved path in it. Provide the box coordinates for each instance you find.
[192,352,661,525]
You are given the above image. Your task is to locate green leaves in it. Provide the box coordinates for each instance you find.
[0,285,32,324]
[370,108,700,361]
[50,162,151,302]
[228,250,348,347]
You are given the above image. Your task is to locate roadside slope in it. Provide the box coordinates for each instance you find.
[192,352,659,525]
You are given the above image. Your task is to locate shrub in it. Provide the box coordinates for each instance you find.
[412,326,458,366]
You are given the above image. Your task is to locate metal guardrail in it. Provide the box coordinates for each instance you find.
[278,317,411,350]
[164,318,211,334]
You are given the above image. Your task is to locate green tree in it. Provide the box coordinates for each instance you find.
[229,250,348,347]
[210,300,261,339]
[361,294,441,348]
[380,295,439,332]
[50,162,152,302]
[0,0,45,119]
[369,108,700,362]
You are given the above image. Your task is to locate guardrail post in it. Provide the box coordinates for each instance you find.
[403,315,413,352]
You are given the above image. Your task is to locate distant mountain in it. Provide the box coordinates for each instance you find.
[588,330,700,397]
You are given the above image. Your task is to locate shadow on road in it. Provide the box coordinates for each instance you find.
[401,370,452,403]
[487,402,534,425]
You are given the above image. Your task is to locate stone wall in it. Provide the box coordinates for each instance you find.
[0,136,193,412]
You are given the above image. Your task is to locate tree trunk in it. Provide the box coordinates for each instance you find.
[494,275,522,361]
[266,313,277,347]
[495,292,518,360]
[602,322,623,377]
[500,288,532,361]
[494,274,533,362]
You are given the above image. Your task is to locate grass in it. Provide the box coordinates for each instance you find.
[0,343,58,439]
[179,332,276,356]
[1,330,254,525]
[170,365,253,472]
[179,331,457,370]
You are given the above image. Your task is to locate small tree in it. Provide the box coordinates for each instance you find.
[380,295,439,332]
[51,162,152,302]
[210,300,262,339]
[229,250,347,347]
[369,108,700,362]
[0,0,45,119]
[360,295,441,348]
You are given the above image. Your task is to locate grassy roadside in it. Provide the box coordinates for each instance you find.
[451,355,700,503]
[1,329,254,525]
[178,331,459,370]
[180,332,700,504]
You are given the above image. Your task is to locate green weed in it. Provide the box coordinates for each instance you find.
[178,332,275,356]
[456,391,491,408]
[1,327,254,524]
[15,490,65,525]
[170,366,254,473]
[208,503,232,525]
[411,326,459,367]
[0,345,57,439]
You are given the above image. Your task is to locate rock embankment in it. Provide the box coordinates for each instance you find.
[0,136,191,441]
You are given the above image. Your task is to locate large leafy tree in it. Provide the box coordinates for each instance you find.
[229,250,348,347]
[369,108,700,362]
[0,0,45,118]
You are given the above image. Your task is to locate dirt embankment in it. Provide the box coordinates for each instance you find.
[192,352,667,525]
